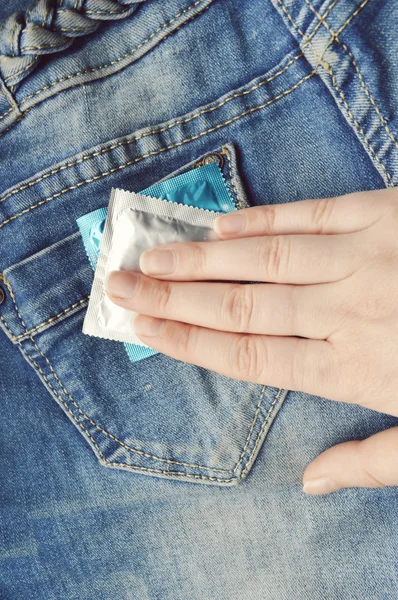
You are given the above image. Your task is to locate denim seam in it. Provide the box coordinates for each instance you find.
[277,0,394,186]
[23,41,71,52]
[222,144,242,209]
[10,18,19,58]
[0,70,315,228]
[4,57,40,83]
[0,108,30,138]
[21,341,251,482]
[60,26,95,32]
[337,40,398,152]
[107,387,283,480]
[334,0,370,38]
[23,343,235,476]
[18,0,209,106]
[241,388,284,477]
[325,63,394,185]
[1,275,233,475]
[231,385,268,474]
[304,0,398,152]
[0,51,304,205]
[0,107,13,121]
[85,7,133,16]
[11,295,91,341]
[0,274,272,478]
[276,0,339,54]
[8,153,234,338]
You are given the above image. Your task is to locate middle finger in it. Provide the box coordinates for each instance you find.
[139,233,365,284]
[106,271,334,339]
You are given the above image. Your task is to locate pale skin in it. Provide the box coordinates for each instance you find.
[106,188,398,495]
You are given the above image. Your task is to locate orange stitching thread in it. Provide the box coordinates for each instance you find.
[23,334,279,482]
[276,0,309,41]
[4,57,39,83]
[303,0,339,43]
[304,0,398,153]
[277,0,340,64]
[85,6,132,16]
[334,0,370,37]
[25,337,234,474]
[12,295,90,341]
[277,0,394,187]
[2,274,278,479]
[0,275,235,473]
[23,41,69,51]
[42,4,51,27]
[338,40,398,153]
[325,63,394,186]
[0,71,315,228]
[241,389,284,477]
[19,0,206,106]
[304,0,334,33]
[0,314,14,337]
[20,344,108,462]
[0,107,14,121]
[232,385,267,473]
[0,52,304,205]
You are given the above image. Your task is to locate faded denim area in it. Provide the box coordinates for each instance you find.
[1,0,398,598]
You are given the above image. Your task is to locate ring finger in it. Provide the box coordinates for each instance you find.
[106,271,335,339]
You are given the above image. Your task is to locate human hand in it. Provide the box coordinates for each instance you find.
[106,188,398,495]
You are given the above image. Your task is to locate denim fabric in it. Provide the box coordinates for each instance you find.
[1,0,398,598]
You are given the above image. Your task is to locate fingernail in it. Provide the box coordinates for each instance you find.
[303,477,340,495]
[106,271,138,299]
[133,315,164,337]
[140,249,175,275]
[214,212,246,235]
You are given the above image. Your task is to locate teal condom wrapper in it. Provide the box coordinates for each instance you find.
[77,162,236,363]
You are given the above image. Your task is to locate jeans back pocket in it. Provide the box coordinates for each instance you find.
[0,143,286,486]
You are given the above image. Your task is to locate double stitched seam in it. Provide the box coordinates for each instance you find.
[241,388,284,477]
[0,51,304,205]
[18,0,207,107]
[277,0,339,59]
[0,275,272,478]
[278,0,394,186]
[338,41,398,152]
[325,63,394,184]
[11,296,90,341]
[305,0,398,153]
[0,71,315,229]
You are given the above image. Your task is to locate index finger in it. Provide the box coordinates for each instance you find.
[213,188,395,238]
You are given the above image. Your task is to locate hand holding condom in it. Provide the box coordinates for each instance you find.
[106,188,398,495]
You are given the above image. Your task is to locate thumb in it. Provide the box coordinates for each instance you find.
[302,426,398,495]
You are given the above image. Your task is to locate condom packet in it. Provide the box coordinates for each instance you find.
[82,188,223,348]
[77,162,235,271]
[77,162,235,362]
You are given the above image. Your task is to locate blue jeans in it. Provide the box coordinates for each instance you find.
[1,0,398,597]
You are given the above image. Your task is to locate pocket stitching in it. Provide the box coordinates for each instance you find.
[0,70,315,229]
[19,0,210,107]
[0,50,304,206]
[1,273,280,481]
